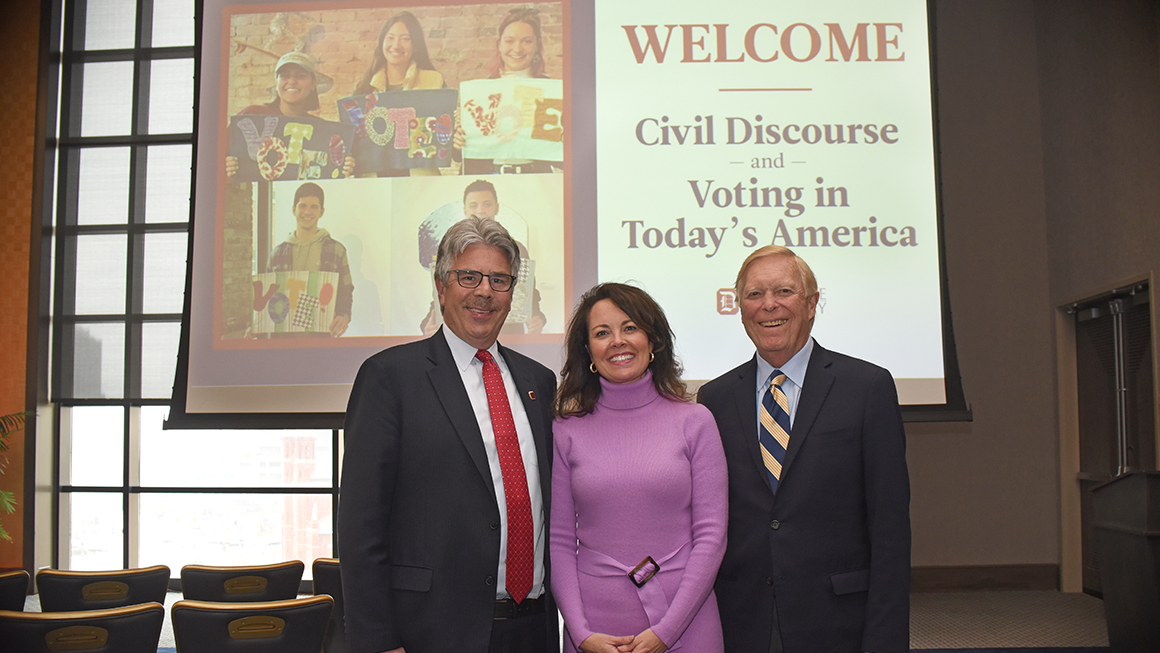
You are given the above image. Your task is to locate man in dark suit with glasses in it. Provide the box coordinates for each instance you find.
[340,216,558,653]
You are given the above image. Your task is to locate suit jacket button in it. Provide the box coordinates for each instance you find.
[769,520,780,530]
[490,521,499,530]
[766,577,774,586]
[486,575,495,586]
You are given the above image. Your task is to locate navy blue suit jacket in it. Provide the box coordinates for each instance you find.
[698,343,910,653]
[339,329,559,653]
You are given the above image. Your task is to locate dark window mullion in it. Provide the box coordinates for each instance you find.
[122,405,132,569]
[59,133,193,148]
[62,221,190,237]
[136,0,155,51]
[332,428,340,555]
[61,313,183,324]
[51,0,85,404]
[62,45,196,65]
[58,397,171,408]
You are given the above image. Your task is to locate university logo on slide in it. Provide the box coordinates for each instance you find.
[716,288,739,315]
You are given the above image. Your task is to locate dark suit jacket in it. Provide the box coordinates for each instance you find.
[338,329,559,653]
[698,342,910,653]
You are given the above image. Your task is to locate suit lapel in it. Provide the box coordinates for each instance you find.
[781,344,835,479]
[427,330,496,496]
[727,357,771,488]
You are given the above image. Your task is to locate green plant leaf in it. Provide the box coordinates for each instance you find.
[0,412,28,437]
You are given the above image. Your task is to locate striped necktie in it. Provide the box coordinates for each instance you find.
[759,371,792,494]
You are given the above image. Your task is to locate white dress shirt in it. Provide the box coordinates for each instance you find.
[444,328,546,600]
[755,337,815,432]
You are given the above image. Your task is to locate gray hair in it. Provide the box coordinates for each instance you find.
[434,216,521,283]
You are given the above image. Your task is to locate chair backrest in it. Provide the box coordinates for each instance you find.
[0,569,30,612]
[0,602,165,653]
[180,560,304,602]
[312,558,346,653]
[171,595,334,653]
[36,565,170,612]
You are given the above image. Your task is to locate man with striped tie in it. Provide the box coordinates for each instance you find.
[698,245,911,653]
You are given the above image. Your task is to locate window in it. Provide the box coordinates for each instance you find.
[48,0,338,578]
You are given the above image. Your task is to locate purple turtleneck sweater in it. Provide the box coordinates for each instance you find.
[550,372,728,651]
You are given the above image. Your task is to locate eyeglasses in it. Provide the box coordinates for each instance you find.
[449,269,516,292]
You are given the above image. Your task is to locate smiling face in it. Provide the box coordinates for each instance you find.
[587,298,652,384]
[739,255,819,368]
[463,190,498,220]
[292,195,324,235]
[275,64,316,110]
[382,21,413,68]
[499,20,538,72]
[436,243,513,349]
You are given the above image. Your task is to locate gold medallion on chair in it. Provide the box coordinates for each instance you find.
[228,615,286,639]
[224,575,268,595]
[81,581,129,601]
[45,625,109,651]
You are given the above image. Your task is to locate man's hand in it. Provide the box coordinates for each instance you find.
[330,315,350,337]
[579,633,635,653]
[343,156,356,177]
[225,155,239,178]
[526,311,547,334]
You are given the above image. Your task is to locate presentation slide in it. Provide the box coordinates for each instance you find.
[594,0,945,402]
[180,0,948,419]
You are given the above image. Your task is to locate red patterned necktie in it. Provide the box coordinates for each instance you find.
[475,349,533,603]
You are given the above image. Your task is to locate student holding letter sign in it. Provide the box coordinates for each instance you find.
[342,11,452,177]
[456,8,564,174]
[226,51,355,181]
[252,182,354,337]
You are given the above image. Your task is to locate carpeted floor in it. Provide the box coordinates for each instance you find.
[909,591,1108,649]
[914,650,1109,653]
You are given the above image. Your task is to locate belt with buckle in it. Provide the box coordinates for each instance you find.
[496,163,534,174]
[494,596,545,620]
[629,556,660,587]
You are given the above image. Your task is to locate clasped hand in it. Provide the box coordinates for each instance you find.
[580,628,667,653]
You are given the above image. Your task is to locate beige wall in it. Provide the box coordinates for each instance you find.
[909,0,1058,567]
[908,0,1160,572]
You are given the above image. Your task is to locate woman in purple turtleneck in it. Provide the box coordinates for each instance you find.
[551,283,728,653]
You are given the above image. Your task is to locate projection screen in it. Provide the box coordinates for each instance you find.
[173,0,967,426]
